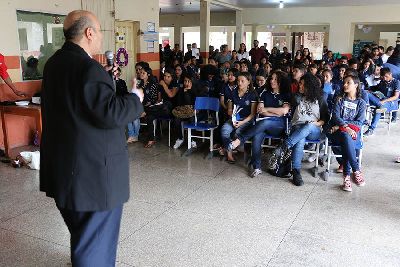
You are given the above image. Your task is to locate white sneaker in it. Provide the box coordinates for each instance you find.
[173,139,184,149]
[307,154,317,163]
[191,141,197,148]
[250,168,262,178]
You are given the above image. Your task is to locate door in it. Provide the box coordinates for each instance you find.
[115,21,139,87]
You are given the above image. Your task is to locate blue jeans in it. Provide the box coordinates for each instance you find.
[237,117,287,169]
[221,120,254,149]
[368,93,398,129]
[329,131,360,176]
[284,123,322,169]
[127,119,140,138]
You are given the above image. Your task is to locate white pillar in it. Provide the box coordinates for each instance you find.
[200,0,211,62]
[235,11,244,50]
[252,24,258,42]
[174,25,182,49]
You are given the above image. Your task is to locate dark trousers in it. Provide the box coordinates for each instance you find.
[58,204,123,267]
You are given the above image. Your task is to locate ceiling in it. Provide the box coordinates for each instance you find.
[159,0,400,14]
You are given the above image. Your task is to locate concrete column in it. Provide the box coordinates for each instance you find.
[227,28,233,50]
[200,0,211,63]
[328,21,353,54]
[174,25,182,49]
[251,24,258,42]
[235,10,244,50]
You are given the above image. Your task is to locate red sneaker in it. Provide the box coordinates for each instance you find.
[342,175,352,192]
[353,171,365,187]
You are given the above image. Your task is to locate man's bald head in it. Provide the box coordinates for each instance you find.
[63,10,96,41]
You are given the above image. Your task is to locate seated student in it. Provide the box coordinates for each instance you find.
[291,64,306,93]
[198,64,220,98]
[359,59,373,86]
[188,56,199,79]
[254,69,267,96]
[220,68,239,120]
[365,64,382,89]
[116,67,140,144]
[144,69,178,148]
[364,67,400,136]
[371,47,383,66]
[281,73,328,186]
[328,74,367,192]
[332,64,348,89]
[228,70,291,177]
[172,74,197,149]
[173,64,185,90]
[221,72,257,163]
[308,63,318,76]
[138,67,163,148]
[322,69,340,110]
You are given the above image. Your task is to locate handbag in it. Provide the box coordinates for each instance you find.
[172,105,194,119]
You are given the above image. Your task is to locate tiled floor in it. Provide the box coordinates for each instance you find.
[1,123,400,266]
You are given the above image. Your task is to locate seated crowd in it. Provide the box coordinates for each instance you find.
[118,40,400,192]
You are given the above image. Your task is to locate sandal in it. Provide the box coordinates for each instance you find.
[218,147,225,156]
[144,141,156,148]
[396,156,400,163]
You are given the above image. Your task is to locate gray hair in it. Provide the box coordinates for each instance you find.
[63,16,93,41]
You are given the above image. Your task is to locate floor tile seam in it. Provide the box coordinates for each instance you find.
[119,169,225,243]
[265,178,321,267]
[0,203,48,224]
[286,227,400,253]
[0,226,70,248]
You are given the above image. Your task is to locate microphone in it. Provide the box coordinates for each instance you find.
[105,50,114,67]
[105,50,116,90]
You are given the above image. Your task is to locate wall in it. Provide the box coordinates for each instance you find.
[115,0,160,77]
[0,0,81,150]
[242,4,400,53]
[354,24,400,46]
[0,0,161,151]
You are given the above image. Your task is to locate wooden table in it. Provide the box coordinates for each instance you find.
[0,104,41,158]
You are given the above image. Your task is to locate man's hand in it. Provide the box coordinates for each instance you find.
[104,62,119,77]
[346,127,357,139]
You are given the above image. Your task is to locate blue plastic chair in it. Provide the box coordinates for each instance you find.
[183,97,220,158]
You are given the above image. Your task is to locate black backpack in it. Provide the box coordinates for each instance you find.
[267,145,292,178]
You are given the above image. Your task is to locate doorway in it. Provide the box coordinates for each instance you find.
[115,20,139,86]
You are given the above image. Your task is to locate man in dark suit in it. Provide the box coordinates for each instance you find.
[40,10,144,266]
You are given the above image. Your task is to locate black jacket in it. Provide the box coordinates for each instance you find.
[40,42,143,211]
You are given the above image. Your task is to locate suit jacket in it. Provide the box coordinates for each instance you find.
[40,42,143,211]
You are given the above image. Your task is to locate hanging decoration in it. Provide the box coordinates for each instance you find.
[116,47,128,67]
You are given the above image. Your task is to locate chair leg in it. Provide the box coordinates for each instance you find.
[168,120,171,147]
[206,130,214,159]
[187,129,192,149]
[315,143,320,169]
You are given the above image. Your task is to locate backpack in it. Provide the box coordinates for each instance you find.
[267,145,292,178]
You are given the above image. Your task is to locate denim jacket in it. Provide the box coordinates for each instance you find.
[332,97,367,128]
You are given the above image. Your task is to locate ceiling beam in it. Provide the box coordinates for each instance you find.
[207,0,243,11]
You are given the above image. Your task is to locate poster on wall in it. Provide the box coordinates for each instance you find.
[303,32,325,60]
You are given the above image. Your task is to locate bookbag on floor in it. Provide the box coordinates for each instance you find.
[267,145,292,178]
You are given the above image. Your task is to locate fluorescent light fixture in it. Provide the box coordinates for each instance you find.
[279,1,284,8]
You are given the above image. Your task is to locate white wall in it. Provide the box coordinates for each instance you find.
[242,4,400,53]
[0,0,80,55]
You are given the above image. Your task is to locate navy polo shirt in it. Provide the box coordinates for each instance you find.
[259,89,290,108]
[377,78,400,98]
[220,83,237,104]
[228,89,257,120]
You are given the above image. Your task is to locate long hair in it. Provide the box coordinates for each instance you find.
[301,73,322,102]
[338,74,362,99]
[238,72,254,92]
[266,70,290,95]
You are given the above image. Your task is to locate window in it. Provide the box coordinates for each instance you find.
[17,10,66,80]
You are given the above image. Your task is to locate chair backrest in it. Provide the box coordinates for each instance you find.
[194,97,220,112]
